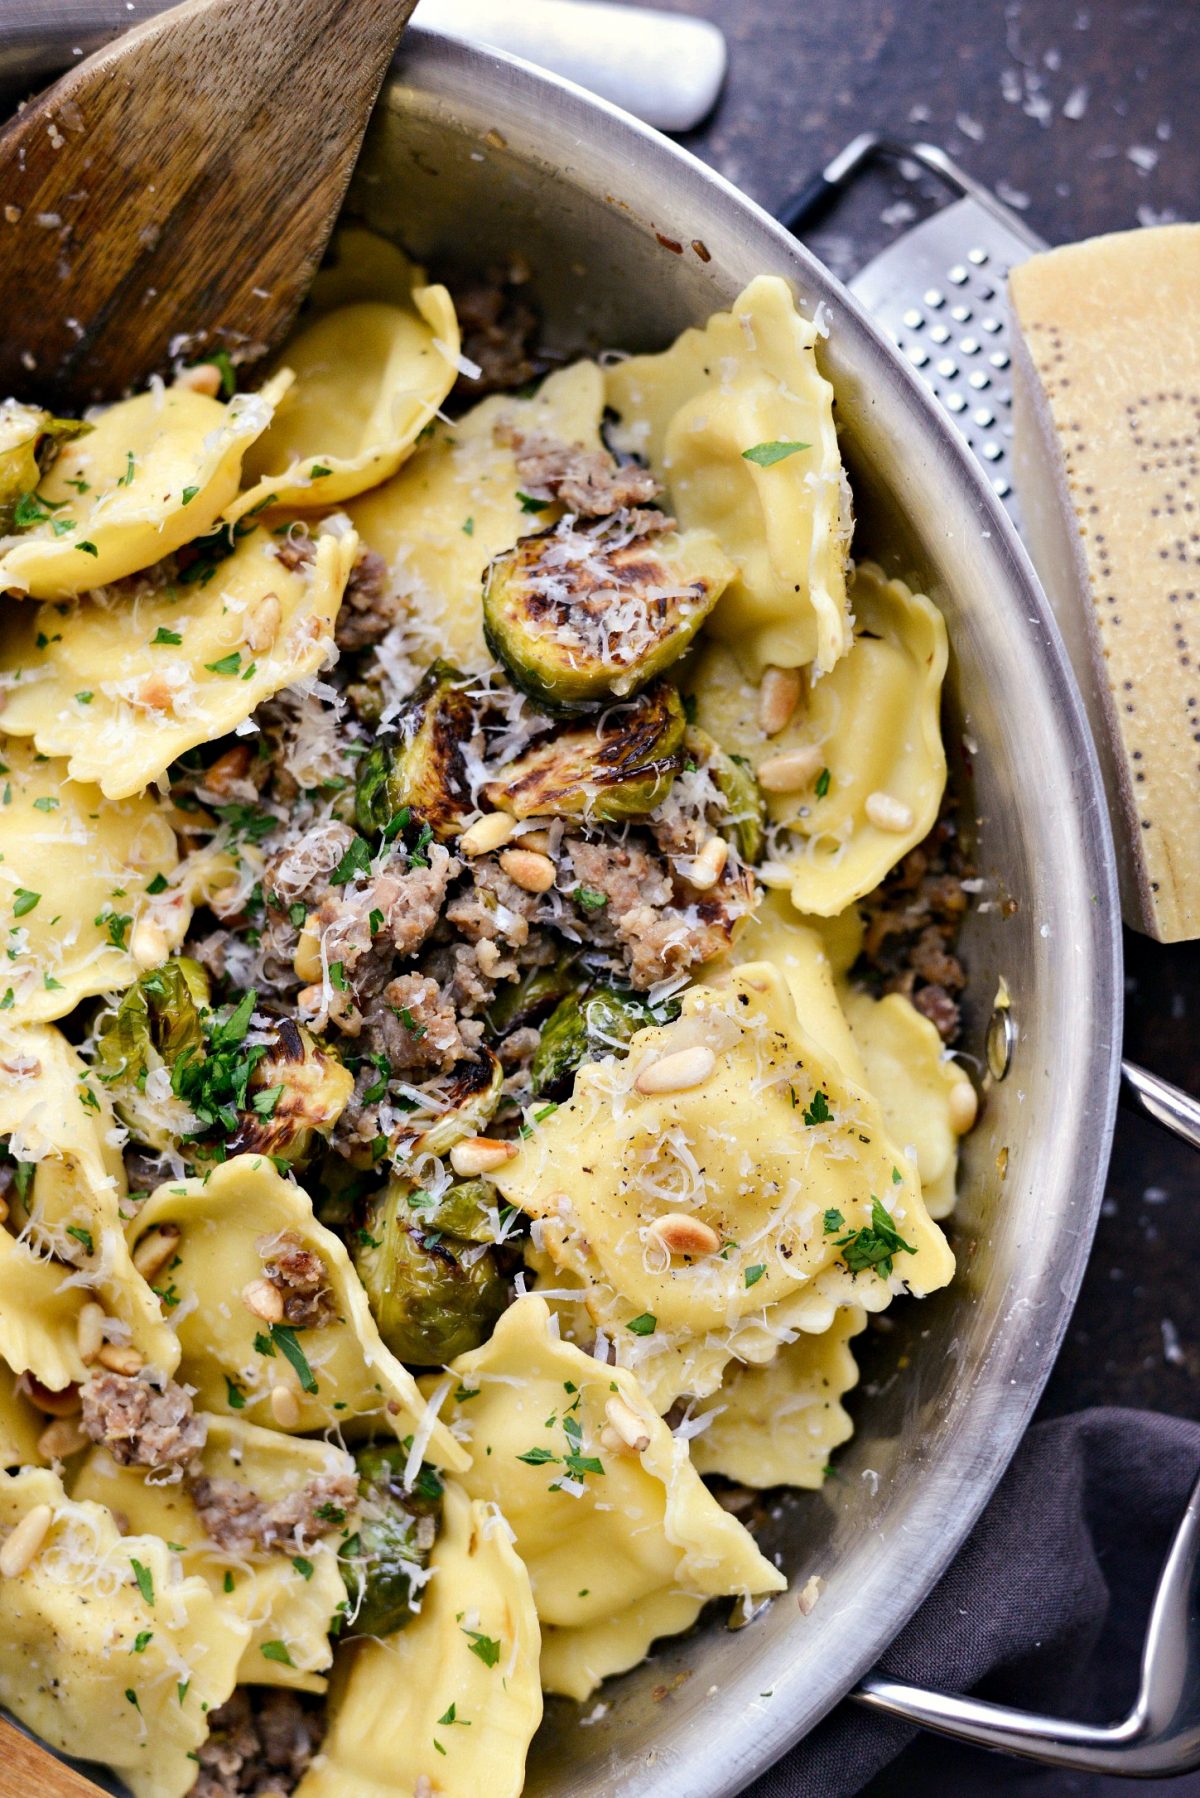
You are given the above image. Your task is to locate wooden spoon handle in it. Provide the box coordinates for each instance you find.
[0,0,418,406]
[0,1718,107,1796]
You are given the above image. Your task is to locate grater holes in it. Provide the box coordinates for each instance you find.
[937,357,959,378]
[907,344,930,368]
[945,393,967,414]
[929,323,951,344]
[902,308,923,329]
[981,315,1002,334]
[951,303,972,323]
[968,369,990,390]
[959,337,980,355]
[948,264,969,285]
[967,247,988,265]
[924,288,945,308]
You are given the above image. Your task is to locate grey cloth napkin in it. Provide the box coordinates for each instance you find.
[748,1409,1200,1798]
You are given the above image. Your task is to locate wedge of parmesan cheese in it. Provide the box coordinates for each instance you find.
[1010,224,1200,942]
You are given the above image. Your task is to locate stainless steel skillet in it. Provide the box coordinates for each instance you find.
[0,9,1145,1793]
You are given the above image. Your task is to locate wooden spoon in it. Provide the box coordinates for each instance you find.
[0,0,419,409]
[0,1717,106,1796]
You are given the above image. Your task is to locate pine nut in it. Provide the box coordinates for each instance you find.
[0,1503,53,1577]
[292,914,323,983]
[450,1136,519,1177]
[21,1377,80,1418]
[948,1079,979,1135]
[687,836,728,891]
[133,1225,181,1282]
[200,745,252,796]
[604,1395,651,1452]
[499,848,556,894]
[76,1302,106,1366]
[516,827,553,854]
[97,1343,144,1376]
[37,1417,88,1461]
[649,1212,721,1257]
[175,362,223,397]
[270,1385,301,1428]
[797,1574,825,1615]
[246,593,281,653]
[758,665,803,737]
[242,1278,285,1324]
[129,916,169,971]
[0,1195,9,1224]
[756,745,824,794]
[864,791,915,834]
[459,812,516,856]
[634,1045,715,1096]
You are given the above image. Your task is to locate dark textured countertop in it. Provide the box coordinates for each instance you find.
[628,0,1200,1788]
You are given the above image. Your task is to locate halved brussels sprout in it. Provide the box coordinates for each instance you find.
[484,954,580,1036]
[226,1018,354,1166]
[93,958,211,1150]
[355,660,476,840]
[344,1441,442,1639]
[686,724,766,863]
[404,1178,501,1244]
[483,679,685,822]
[482,517,731,712]
[0,402,90,534]
[531,987,680,1097]
[351,1181,507,1365]
[392,1050,505,1165]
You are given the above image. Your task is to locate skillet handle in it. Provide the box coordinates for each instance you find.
[851,1060,1200,1775]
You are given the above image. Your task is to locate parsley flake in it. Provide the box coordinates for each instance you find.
[741,439,810,467]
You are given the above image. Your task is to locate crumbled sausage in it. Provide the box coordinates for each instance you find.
[566,835,752,989]
[498,425,663,516]
[80,1372,207,1474]
[189,1688,323,1797]
[362,972,484,1073]
[855,810,971,1043]
[273,534,317,574]
[450,261,540,397]
[188,1469,357,1555]
[257,1231,336,1328]
[334,549,396,653]
[265,821,356,909]
[445,855,541,951]
[314,844,457,986]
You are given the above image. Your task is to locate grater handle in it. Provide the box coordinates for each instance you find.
[852,1060,1200,1773]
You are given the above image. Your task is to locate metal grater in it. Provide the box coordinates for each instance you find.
[782,137,1048,529]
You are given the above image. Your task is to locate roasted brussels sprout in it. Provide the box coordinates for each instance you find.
[93,958,211,1149]
[392,1049,504,1164]
[352,1179,507,1365]
[343,1441,442,1639]
[531,987,680,1096]
[405,1178,501,1244]
[482,516,731,713]
[226,1018,354,1166]
[484,954,580,1036]
[685,725,766,863]
[355,660,476,840]
[0,402,90,533]
[483,678,685,822]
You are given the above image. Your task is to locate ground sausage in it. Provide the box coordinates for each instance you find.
[257,1231,336,1328]
[334,549,396,653]
[80,1372,207,1474]
[188,1469,358,1555]
[189,1688,323,1797]
[499,426,663,516]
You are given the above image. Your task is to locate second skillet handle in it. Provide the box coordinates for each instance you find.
[850,1060,1200,1776]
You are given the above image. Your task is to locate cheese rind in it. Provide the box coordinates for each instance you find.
[1010,224,1200,942]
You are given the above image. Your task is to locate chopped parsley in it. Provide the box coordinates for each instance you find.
[31,795,58,812]
[330,836,372,886]
[204,650,242,677]
[516,490,548,513]
[833,1197,917,1280]
[271,1324,318,1393]
[76,540,99,556]
[516,1446,558,1466]
[822,1208,844,1234]
[574,885,608,911]
[744,1263,766,1288]
[11,888,40,917]
[741,439,811,467]
[292,1556,314,1581]
[200,349,237,397]
[75,690,92,704]
[152,626,182,646]
[251,1084,284,1117]
[181,485,199,505]
[131,1630,153,1654]
[462,1628,501,1667]
[626,1312,657,1336]
[815,766,832,799]
[309,463,332,478]
[66,1224,94,1254]
[224,1375,246,1410]
[462,516,475,535]
[130,1558,154,1606]
[260,1640,294,1667]
[145,872,169,894]
[803,1090,832,1127]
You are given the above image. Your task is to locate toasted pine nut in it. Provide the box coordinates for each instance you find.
[450,1136,519,1177]
[499,848,556,894]
[634,1045,716,1096]
[864,791,915,834]
[37,1417,88,1461]
[758,665,803,737]
[21,1377,80,1418]
[129,916,169,971]
[756,745,824,794]
[242,1278,285,1325]
[516,827,553,854]
[687,836,728,891]
[134,675,175,714]
[797,1574,825,1616]
[133,1224,181,1282]
[175,362,223,397]
[604,1395,651,1453]
[0,1195,8,1224]
[97,1343,144,1376]
[270,1385,301,1428]
[948,1079,979,1135]
[0,1503,52,1576]
[292,915,323,984]
[649,1212,721,1257]
[459,812,516,856]
[246,593,281,653]
[76,1302,106,1366]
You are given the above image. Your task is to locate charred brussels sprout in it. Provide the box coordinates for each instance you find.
[483,678,685,822]
[352,1179,507,1365]
[390,1050,504,1166]
[93,958,210,1149]
[226,1019,354,1166]
[484,954,580,1036]
[406,1178,501,1244]
[0,402,90,533]
[344,1442,442,1639]
[531,987,679,1097]
[355,660,476,841]
[483,516,731,713]
[685,725,765,864]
